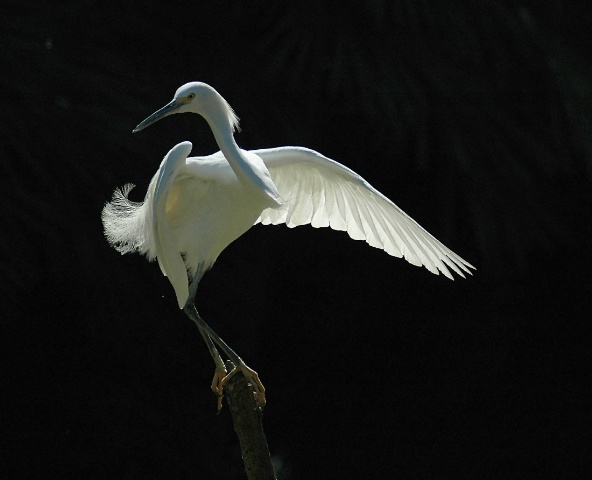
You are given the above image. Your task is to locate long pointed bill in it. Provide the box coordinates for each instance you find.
[132,99,181,133]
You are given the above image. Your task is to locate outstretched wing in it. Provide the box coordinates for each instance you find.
[151,141,193,308]
[102,141,193,307]
[253,146,474,279]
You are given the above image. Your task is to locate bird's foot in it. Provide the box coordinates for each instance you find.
[224,363,266,409]
[212,363,266,412]
[211,367,228,413]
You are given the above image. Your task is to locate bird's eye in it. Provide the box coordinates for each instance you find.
[187,93,195,100]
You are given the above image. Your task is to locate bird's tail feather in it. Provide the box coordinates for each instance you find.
[101,184,153,258]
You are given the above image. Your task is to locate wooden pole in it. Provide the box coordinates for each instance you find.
[224,361,277,480]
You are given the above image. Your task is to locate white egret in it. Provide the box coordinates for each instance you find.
[102,82,474,410]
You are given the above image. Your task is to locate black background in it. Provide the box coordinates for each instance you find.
[1,1,590,478]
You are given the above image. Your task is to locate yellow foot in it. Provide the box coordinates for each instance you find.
[221,363,266,409]
[210,367,228,413]
[210,363,266,412]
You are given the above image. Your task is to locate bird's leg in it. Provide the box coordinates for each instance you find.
[183,303,266,409]
[184,265,228,410]
[193,322,228,411]
[184,265,265,409]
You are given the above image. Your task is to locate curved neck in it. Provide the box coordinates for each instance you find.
[204,108,252,184]
[203,105,280,206]
[209,126,246,177]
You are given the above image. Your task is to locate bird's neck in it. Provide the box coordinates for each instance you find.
[207,117,252,181]
[205,109,280,206]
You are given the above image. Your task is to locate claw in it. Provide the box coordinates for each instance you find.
[211,368,227,413]
[220,363,266,409]
[209,363,266,412]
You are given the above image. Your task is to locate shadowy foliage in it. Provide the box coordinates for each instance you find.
[1,1,590,478]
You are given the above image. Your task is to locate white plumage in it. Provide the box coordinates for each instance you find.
[254,146,472,278]
[102,82,473,310]
[102,81,474,409]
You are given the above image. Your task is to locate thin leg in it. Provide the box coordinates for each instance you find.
[194,320,226,371]
[186,264,227,410]
[186,263,222,366]
[194,323,228,411]
[184,304,242,365]
[184,265,266,409]
[183,303,266,409]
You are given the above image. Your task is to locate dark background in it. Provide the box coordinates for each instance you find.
[1,1,590,478]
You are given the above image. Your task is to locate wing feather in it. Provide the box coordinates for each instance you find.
[151,141,193,308]
[253,147,474,278]
[102,141,194,308]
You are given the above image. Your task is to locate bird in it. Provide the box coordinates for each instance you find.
[102,81,474,410]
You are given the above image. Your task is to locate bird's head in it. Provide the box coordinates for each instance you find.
[133,82,240,133]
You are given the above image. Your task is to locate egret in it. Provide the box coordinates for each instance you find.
[102,82,474,410]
